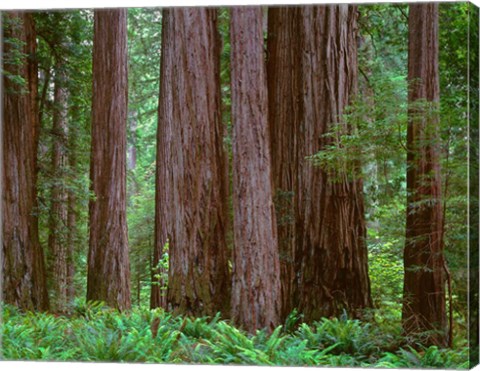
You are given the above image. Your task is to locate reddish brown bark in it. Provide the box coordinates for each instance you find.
[150,17,168,309]
[230,7,281,333]
[403,3,447,347]
[151,8,230,317]
[66,101,80,308]
[267,7,303,320]
[66,162,76,307]
[2,12,49,311]
[48,66,69,313]
[268,5,372,322]
[298,5,371,321]
[87,9,131,310]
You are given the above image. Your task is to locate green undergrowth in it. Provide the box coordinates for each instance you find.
[0,302,469,368]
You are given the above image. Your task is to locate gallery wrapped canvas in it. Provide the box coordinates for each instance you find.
[1,0,479,368]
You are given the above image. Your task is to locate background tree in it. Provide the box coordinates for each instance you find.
[402,3,447,347]
[41,12,71,313]
[48,59,69,313]
[326,0,469,347]
[125,8,162,308]
[86,9,131,310]
[353,3,409,313]
[153,7,230,316]
[2,12,49,311]
[230,6,281,333]
[35,10,94,309]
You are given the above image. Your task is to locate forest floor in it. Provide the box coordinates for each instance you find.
[0,302,470,368]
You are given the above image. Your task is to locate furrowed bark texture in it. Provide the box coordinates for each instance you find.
[2,12,49,311]
[87,9,131,310]
[403,3,447,347]
[66,106,80,307]
[150,13,169,311]
[230,7,281,333]
[66,156,76,307]
[268,5,371,322]
[267,7,303,320]
[152,8,230,316]
[298,5,371,321]
[48,66,69,313]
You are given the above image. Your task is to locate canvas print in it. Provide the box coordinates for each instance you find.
[1,1,479,368]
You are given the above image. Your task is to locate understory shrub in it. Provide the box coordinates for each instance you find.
[0,302,469,368]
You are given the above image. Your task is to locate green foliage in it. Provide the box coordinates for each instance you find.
[1,304,468,367]
[34,10,94,305]
[368,238,404,307]
[126,7,162,307]
[376,346,469,369]
[2,15,28,93]
[218,7,232,132]
[438,2,469,319]
[152,241,169,296]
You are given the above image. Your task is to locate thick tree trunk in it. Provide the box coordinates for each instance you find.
[268,5,371,322]
[2,12,49,311]
[150,17,169,309]
[267,7,303,321]
[152,8,230,317]
[87,9,131,310]
[230,7,281,333]
[297,5,371,322]
[48,66,69,313]
[403,3,447,347]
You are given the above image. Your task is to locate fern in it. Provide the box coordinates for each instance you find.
[0,303,470,368]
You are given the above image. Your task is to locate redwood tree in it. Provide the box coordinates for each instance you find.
[86,9,131,310]
[230,7,281,333]
[267,7,302,320]
[66,128,77,307]
[402,3,447,347]
[2,12,49,311]
[48,64,69,313]
[151,8,230,316]
[268,5,372,322]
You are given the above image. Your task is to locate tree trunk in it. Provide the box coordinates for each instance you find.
[403,3,447,347]
[66,113,77,308]
[48,66,69,313]
[127,112,137,171]
[66,170,76,307]
[268,5,372,322]
[87,9,131,310]
[230,7,281,333]
[151,8,230,317]
[267,7,303,321]
[2,12,49,311]
[298,4,372,322]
